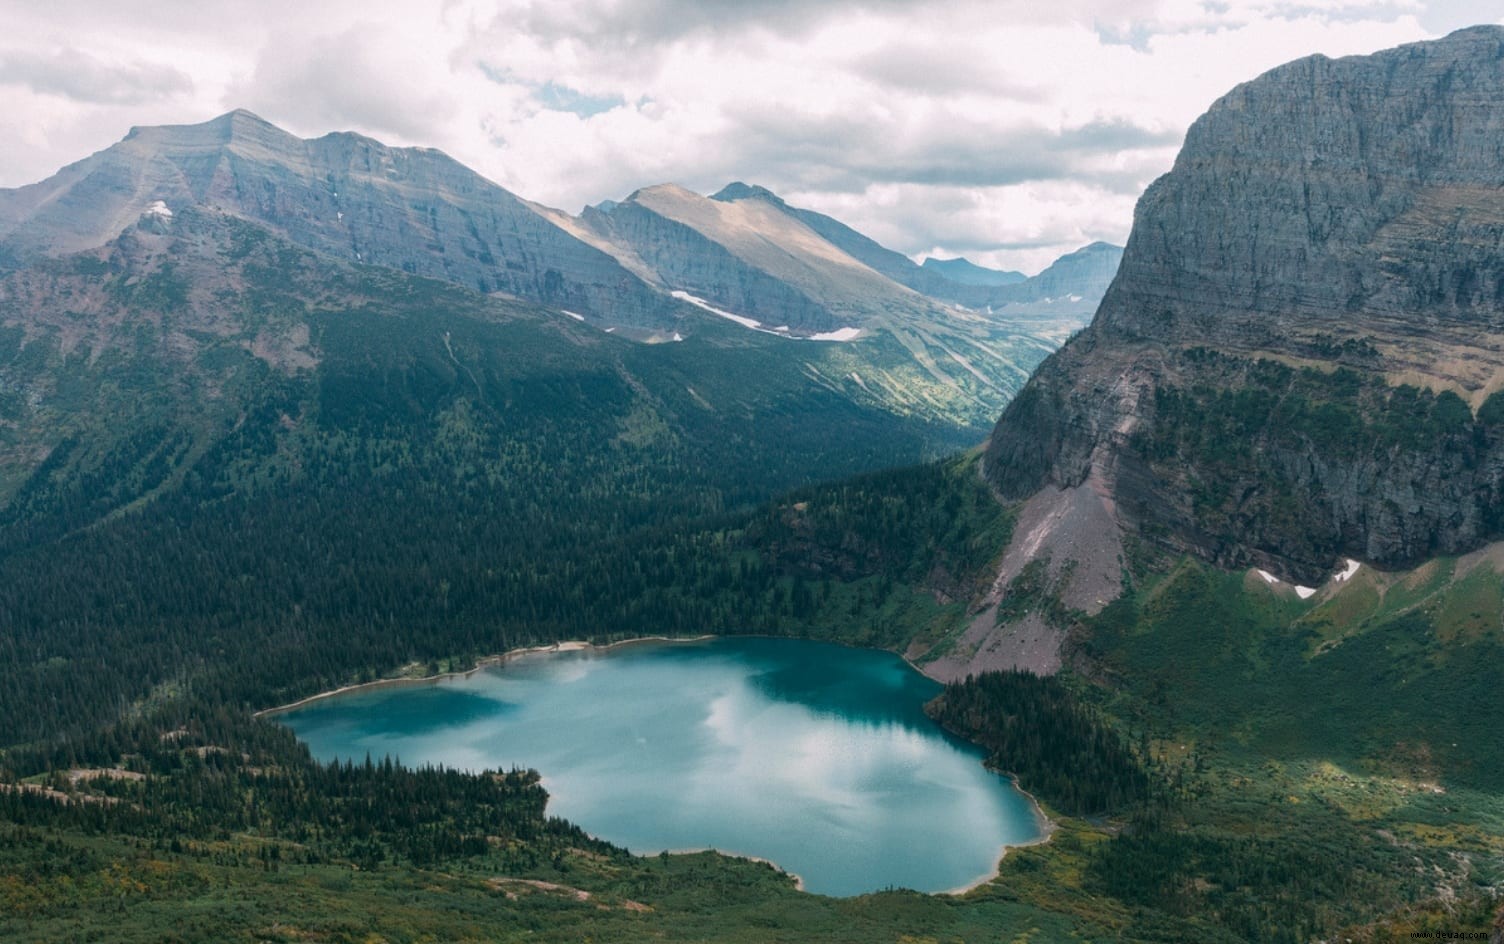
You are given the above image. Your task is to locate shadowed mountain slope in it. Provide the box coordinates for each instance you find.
[987,25,1504,580]
[0,113,1121,424]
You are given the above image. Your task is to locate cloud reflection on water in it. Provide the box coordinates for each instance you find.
[281,637,1040,896]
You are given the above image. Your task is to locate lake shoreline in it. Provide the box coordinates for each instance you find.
[665,848,807,892]
[254,634,717,717]
[258,632,1058,897]
[937,771,1057,896]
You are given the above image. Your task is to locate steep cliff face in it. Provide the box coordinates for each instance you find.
[984,26,1504,583]
[986,242,1123,306]
[0,110,1118,348]
[1099,27,1504,346]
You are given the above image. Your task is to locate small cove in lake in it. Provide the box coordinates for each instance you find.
[278,636,1046,896]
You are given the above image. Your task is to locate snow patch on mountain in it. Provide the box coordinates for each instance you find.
[808,327,862,341]
[671,290,859,341]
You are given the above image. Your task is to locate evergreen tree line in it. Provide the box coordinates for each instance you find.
[0,271,1002,749]
[0,440,1010,753]
[925,669,1151,815]
[0,698,612,874]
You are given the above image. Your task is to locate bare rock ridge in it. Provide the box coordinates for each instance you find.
[920,256,1025,287]
[708,181,970,301]
[0,110,675,327]
[985,26,1504,596]
[1096,25,1504,348]
[705,183,1121,310]
[990,242,1121,306]
[584,182,868,334]
[0,113,1120,344]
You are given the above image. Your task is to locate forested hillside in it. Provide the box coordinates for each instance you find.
[7,29,1504,943]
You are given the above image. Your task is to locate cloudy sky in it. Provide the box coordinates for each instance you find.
[0,1,1498,272]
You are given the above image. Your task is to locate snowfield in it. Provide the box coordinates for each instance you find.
[670,291,860,342]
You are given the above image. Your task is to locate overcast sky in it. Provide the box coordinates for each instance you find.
[0,1,1498,273]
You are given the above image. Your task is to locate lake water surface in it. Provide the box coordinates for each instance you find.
[279,636,1044,896]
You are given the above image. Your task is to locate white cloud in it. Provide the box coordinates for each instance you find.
[228,22,462,143]
[0,0,1482,272]
[0,47,193,105]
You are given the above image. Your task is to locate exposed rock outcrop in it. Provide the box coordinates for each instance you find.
[709,182,982,301]
[583,185,843,333]
[984,242,1123,307]
[0,113,1119,351]
[0,110,678,327]
[920,256,1025,287]
[985,26,1504,587]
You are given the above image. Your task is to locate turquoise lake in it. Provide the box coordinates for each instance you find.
[278,636,1044,896]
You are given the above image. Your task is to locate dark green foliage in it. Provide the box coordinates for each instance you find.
[0,453,1008,749]
[0,211,1494,942]
[1083,561,1504,790]
[1133,350,1500,568]
[1477,389,1504,427]
[0,215,1012,747]
[1086,815,1403,944]
[983,377,1068,500]
[0,701,597,875]
[746,458,1013,593]
[990,557,1077,626]
[926,670,1150,815]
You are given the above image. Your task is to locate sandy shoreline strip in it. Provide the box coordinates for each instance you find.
[254,635,716,717]
[938,774,1058,896]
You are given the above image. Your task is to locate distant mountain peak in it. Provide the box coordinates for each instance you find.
[216,107,277,127]
[0,110,675,324]
[1,109,1117,380]
[919,256,1025,288]
[626,182,700,203]
[711,182,786,207]
[119,108,301,159]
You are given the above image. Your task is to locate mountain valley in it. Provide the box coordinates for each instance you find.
[2,25,1504,944]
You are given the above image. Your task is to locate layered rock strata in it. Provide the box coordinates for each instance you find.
[987,26,1504,584]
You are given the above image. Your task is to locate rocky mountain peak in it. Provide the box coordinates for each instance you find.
[980,26,1504,610]
[1096,25,1504,350]
[711,182,786,206]
[623,182,699,204]
[208,107,286,140]
[0,110,1122,421]
[121,108,301,160]
[919,257,1025,288]
[0,110,678,324]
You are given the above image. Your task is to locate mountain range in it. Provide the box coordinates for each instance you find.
[4,25,1503,944]
[0,109,1116,342]
[920,256,1024,287]
[0,110,1119,527]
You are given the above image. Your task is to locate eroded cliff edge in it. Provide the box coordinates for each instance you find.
[931,27,1504,679]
